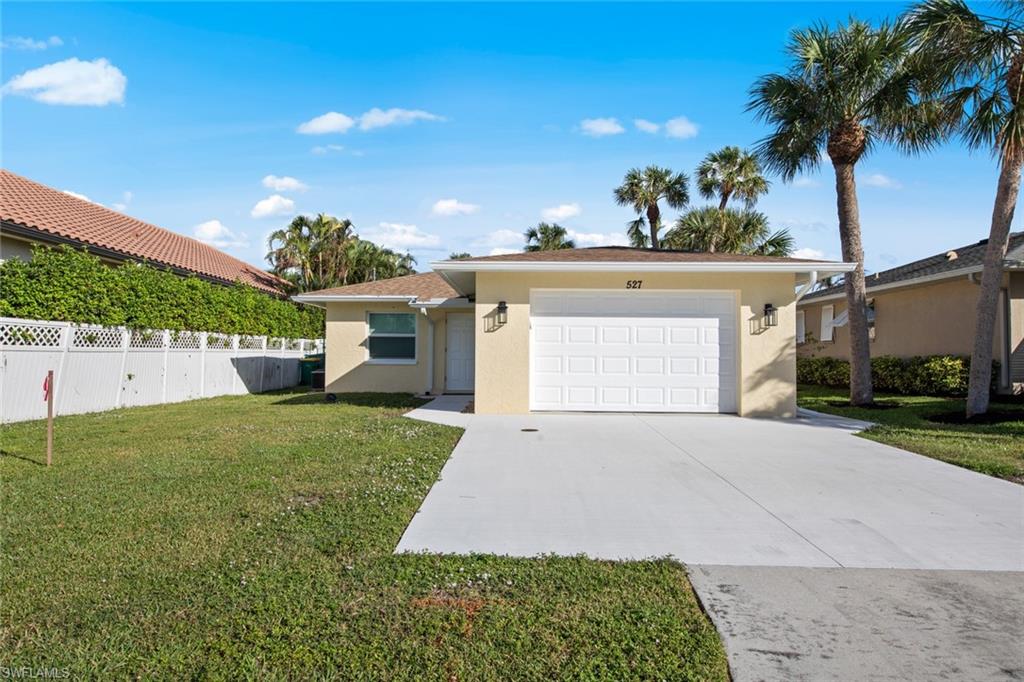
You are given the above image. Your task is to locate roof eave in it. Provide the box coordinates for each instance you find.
[430,260,857,274]
[797,264,986,305]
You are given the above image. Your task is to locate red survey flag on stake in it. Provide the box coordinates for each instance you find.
[43,374,51,402]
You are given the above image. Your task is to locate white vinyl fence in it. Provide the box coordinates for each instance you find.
[0,317,323,423]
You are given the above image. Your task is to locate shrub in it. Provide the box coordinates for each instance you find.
[798,354,988,396]
[0,245,324,339]
[796,355,849,387]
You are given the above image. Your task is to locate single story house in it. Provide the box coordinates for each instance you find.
[0,169,288,295]
[797,233,1024,394]
[294,247,855,417]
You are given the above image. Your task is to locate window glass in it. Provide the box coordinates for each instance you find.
[369,313,416,335]
[368,313,416,360]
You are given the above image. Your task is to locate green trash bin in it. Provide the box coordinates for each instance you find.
[299,354,324,386]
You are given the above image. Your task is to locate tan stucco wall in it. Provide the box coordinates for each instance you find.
[473,271,799,418]
[797,276,1005,360]
[0,234,35,262]
[325,302,447,395]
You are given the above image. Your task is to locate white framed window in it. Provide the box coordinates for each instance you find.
[867,300,876,340]
[367,312,417,363]
[821,305,834,342]
[796,310,806,344]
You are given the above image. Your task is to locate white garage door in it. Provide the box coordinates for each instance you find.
[530,290,737,413]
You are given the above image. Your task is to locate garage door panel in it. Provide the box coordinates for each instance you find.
[530,290,737,413]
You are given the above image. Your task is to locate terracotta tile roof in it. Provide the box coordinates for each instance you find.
[299,272,459,301]
[802,232,1024,301]
[0,169,287,295]
[448,246,824,263]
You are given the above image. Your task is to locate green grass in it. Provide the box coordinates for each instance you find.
[798,385,1024,483]
[0,391,727,680]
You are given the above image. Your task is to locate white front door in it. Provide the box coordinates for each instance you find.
[445,313,475,392]
[529,290,737,413]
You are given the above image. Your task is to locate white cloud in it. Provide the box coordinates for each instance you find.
[432,198,480,216]
[250,194,295,219]
[634,119,660,134]
[792,247,826,260]
[112,190,132,211]
[359,107,444,131]
[62,189,96,203]
[361,222,441,250]
[2,35,63,51]
[297,111,355,135]
[193,220,248,250]
[3,57,126,106]
[862,173,902,189]
[568,230,629,247]
[298,108,443,135]
[311,144,345,155]
[475,229,522,248]
[664,116,699,139]
[579,117,625,137]
[792,177,820,188]
[541,203,581,221]
[262,175,307,192]
[489,247,519,256]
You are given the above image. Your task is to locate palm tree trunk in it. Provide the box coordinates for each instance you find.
[966,153,1023,417]
[833,162,873,406]
[718,194,729,211]
[647,206,660,250]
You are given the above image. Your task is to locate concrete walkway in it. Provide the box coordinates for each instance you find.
[400,403,1024,680]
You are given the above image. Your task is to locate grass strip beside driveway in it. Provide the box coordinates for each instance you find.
[798,385,1024,483]
[1,391,727,680]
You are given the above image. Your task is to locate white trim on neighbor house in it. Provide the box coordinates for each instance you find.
[821,304,835,342]
[293,294,417,308]
[797,265,985,305]
[796,310,806,344]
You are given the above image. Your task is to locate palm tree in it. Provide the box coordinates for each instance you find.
[908,0,1024,417]
[697,146,771,210]
[748,19,944,406]
[266,215,314,286]
[664,207,794,256]
[613,166,690,249]
[524,222,576,251]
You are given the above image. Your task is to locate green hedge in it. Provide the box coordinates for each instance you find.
[0,245,323,339]
[797,355,993,396]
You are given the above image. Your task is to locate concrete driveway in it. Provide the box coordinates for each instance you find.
[400,399,1024,680]
[399,407,1022,570]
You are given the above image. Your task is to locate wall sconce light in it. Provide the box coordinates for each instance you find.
[763,303,778,327]
[496,301,508,326]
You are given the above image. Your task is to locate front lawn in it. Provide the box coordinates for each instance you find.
[0,391,727,679]
[798,385,1024,483]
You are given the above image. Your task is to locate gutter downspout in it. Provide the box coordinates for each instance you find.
[794,270,819,302]
[421,308,435,396]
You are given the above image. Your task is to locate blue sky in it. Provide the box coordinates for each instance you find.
[1,2,1008,274]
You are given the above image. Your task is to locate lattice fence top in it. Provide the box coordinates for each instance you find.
[169,331,202,350]
[238,335,264,350]
[71,326,125,349]
[1,317,319,355]
[0,319,64,348]
[206,333,232,350]
[130,330,165,349]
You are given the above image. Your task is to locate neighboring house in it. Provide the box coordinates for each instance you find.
[294,247,854,417]
[0,169,287,295]
[797,233,1024,393]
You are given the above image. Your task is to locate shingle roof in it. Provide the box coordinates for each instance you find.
[299,272,459,301]
[0,169,288,295]
[802,231,1024,301]
[450,246,823,264]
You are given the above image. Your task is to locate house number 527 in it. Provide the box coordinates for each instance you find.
[625,280,643,289]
